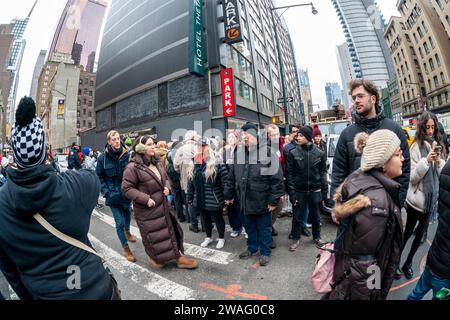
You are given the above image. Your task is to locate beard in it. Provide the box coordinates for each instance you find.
[356,103,374,118]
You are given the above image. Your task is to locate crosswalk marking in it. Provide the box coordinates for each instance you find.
[8,285,18,300]
[88,234,197,300]
[92,209,234,265]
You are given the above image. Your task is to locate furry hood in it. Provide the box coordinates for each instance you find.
[333,184,372,219]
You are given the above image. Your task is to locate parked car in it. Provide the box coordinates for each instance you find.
[402,126,416,147]
[55,154,68,172]
[320,133,340,216]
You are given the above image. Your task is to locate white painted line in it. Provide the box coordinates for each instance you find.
[92,209,234,265]
[8,285,18,300]
[88,234,196,300]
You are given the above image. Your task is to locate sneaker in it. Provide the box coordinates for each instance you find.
[189,225,200,233]
[289,240,300,252]
[301,227,311,237]
[200,237,214,247]
[242,230,248,239]
[259,255,270,266]
[216,239,225,249]
[239,250,257,260]
[306,223,312,228]
[230,230,240,238]
[394,267,402,280]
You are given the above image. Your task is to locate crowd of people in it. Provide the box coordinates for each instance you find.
[0,78,449,300]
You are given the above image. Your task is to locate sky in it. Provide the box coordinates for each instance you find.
[0,0,400,114]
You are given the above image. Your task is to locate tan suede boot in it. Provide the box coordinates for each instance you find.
[125,231,137,243]
[176,255,198,269]
[124,246,136,262]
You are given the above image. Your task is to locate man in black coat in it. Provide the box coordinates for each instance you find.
[0,97,116,300]
[330,79,410,252]
[407,160,450,299]
[225,123,284,266]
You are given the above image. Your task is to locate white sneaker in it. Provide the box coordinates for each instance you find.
[216,239,225,249]
[200,237,214,247]
[242,230,248,239]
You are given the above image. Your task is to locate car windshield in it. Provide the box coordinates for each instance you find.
[318,124,330,137]
[409,129,416,138]
[328,137,338,158]
[331,122,349,135]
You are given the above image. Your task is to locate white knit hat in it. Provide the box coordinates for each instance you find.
[354,129,401,172]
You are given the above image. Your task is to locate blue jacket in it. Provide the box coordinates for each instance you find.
[0,165,113,300]
[96,144,131,208]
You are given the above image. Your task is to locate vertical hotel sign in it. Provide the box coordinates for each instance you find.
[223,0,243,44]
[221,68,235,117]
[189,0,205,76]
[57,99,65,119]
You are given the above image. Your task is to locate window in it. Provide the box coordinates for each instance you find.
[424,63,429,74]
[83,98,87,104]
[435,54,441,67]
[90,80,94,87]
[418,73,424,82]
[88,122,92,129]
[424,42,430,54]
[421,21,428,32]
[83,109,86,115]
[441,72,446,83]
[434,76,439,88]
[88,111,92,117]
[414,59,420,69]
[429,58,435,71]
[413,33,418,43]
[417,27,424,38]
[83,120,86,127]
[428,79,432,89]
[436,0,444,10]
[78,89,81,95]
[79,79,82,85]
[418,47,424,58]
[88,101,93,107]
[429,37,435,49]
[401,49,405,58]
[447,15,450,26]
[89,91,93,97]
[77,100,81,106]
[84,88,88,95]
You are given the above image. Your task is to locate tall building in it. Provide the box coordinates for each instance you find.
[331,0,395,88]
[298,68,313,115]
[86,0,302,149]
[325,82,343,108]
[0,24,14,144]
[5,1,37,129]
[49,0,107,73]
[29,49,47,102]
[388,76,402,122]
[77,69,97,133]
[336,42,357,108]
[384,0,450,118]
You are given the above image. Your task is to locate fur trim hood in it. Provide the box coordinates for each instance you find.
[333,184,372,220]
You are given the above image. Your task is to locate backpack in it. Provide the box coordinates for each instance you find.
[311,242,336,294]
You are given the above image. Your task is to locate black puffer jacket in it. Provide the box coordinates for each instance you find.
[0,166,113,300]
[330,107,410,207]
[329,169,403,300]
[426,160,450,278]
[224,143,284,215]
[187,163,229,211]
[285,143,328,200]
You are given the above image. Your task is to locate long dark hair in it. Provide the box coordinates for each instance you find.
[415,111,447,158]
[132,135,160,166]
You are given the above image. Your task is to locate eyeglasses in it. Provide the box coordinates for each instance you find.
[351,94,370,101]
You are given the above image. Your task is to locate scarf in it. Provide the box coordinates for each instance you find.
[354,105,386,132]
[194,163,206,209]
[419,137,440,215]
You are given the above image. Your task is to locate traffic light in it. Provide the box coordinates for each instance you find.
[271,115,284,125]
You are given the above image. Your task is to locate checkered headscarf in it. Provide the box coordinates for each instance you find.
[10,117,46,169]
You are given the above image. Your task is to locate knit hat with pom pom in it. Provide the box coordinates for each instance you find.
[354,129,401,172]
[10,97,46,169]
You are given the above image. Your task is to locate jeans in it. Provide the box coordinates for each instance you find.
[189,204,200,227]
[202,210,225,238]
[291,191,321,240]
[407,266,450,300]
[244,213,272,257]
[110,205,132,248]
[228,201,244,233]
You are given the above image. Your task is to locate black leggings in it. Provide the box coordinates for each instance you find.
[201,210,225,238]
[402,204,430,266]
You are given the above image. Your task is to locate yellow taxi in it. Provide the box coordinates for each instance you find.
[402,126,416,147]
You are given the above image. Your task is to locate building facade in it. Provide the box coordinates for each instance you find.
[0,24,14,144]
[384,0,450,118]
[325,82,343,108]
[49,0,107,73]
[30,50,47,103]
[86,0,302,149]
[332,0,395,88]
[336,42,357,108]
[77,69,96,133]
[298,68,313,115]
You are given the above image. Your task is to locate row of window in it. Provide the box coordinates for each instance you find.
[79,78,95,87]
[78,88,93,97]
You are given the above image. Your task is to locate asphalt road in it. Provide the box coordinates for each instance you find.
[0,202,438,300]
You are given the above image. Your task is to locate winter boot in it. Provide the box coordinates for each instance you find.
[124,246,137,263]
[176,255,198,269]
[125,230,137,243]
[148,257,164,269]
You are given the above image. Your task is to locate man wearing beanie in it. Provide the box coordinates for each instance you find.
[329,129,404,300]
[285,125,328,251]
[330,79,410,253]
[224,122,284,266]
[0,97,119,300]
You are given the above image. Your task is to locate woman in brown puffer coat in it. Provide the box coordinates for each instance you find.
[329,130,404,300]
[121,135,198,270]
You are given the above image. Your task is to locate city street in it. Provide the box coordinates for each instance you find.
[0,200,437,301]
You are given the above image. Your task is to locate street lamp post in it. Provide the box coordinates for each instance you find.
[270,2,318,135]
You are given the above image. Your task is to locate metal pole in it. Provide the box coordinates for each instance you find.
[270,8,290,135]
